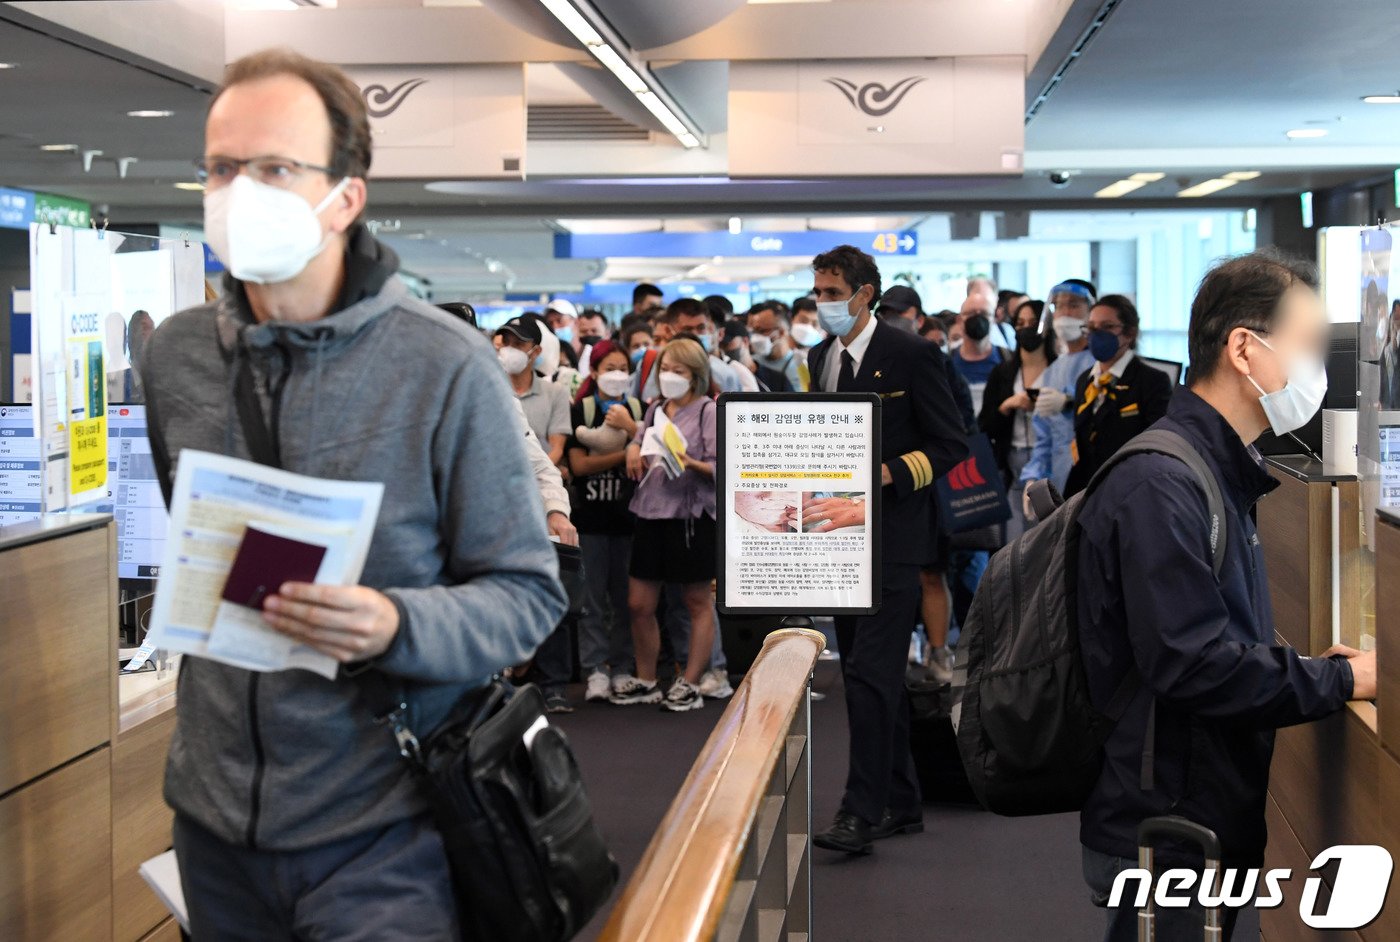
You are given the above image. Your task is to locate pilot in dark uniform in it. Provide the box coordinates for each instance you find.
[1064,295,1174,497]
[805,245,968,855]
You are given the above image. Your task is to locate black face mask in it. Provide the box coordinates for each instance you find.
[1015,327,1044,352]
[964,314,991,342]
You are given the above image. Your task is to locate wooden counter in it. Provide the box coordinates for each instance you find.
[0,515,179,942]
[1257,491,1400,941]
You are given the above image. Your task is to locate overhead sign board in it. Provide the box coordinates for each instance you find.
[730,57,1025,178]
[34,193,91,230]
[0,187,35,230]
[554,230,917,259]
[346,65,526,179]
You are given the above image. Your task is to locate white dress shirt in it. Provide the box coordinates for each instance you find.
[822,313,878,392]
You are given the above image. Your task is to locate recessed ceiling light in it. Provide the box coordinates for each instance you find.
[1363,95,1400,105]
[39,143,78,152]
[1178,178,1240,198]
[127,109,174,118]
[1128,172,1166,182]
[173,182,205,191]
[1224,171,1262,181]
[1286,128,1328,139]
[0,63,17,70]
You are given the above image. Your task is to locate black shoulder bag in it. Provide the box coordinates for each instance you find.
[232,358,618,941]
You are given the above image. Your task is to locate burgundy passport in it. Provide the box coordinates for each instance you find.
[221,526,328,609]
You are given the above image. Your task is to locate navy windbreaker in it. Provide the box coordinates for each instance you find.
[1076,387,1353,866]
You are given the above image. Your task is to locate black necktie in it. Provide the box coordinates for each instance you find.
[838,350,855,391]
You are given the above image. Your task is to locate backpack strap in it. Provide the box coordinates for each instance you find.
[1082,427,1229,792]
[1085,428,1228,577]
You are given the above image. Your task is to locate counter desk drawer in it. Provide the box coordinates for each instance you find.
[0,526,115,794]
[0,748,113,942]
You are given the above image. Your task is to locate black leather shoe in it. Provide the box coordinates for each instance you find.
[872,808,924,840]
[813,811,873,855]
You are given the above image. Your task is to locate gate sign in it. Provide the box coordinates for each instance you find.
[717,392,882,616]
[554,229,917,260]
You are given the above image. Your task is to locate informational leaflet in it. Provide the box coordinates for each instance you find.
[640,408,688,479]
[144,450,384,679]
[91,405,168,579]
[63,294,108,503]
[718,394,881,614]
[0,404,41,527]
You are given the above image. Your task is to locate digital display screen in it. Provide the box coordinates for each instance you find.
[93,404,168,579]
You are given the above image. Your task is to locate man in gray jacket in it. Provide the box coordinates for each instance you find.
[141,49,566,939]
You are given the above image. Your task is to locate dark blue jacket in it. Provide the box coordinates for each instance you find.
[1076,388,1353,866]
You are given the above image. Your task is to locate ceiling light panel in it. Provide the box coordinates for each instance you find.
[536,0,703,150]
[1177,178,1239,198]
[1094,179,1147,199]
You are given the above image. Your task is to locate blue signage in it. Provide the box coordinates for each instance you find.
[203,242,225,274]
[554,229,918,260]
[0,187,35,230]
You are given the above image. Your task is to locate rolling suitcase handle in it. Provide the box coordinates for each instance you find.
[1136,816,1223,942]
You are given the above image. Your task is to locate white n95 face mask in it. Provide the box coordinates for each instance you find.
[596,370,630,398]
[658,371,691,400]
[1246,331,1328,436]
[1052,316,1087,345]
[749,333,773,358]
[204,175,350,285]
[497,346,530,375]
[790,322,824,348]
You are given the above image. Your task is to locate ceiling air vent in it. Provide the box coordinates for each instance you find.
[527,104,650,142]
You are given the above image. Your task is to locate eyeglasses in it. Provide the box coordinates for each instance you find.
[194,155,335,190]
[1089,322,1126,334]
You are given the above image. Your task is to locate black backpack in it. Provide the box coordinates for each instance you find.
[950,428,1227,816]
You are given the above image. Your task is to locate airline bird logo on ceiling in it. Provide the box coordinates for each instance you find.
[824,76,926,117]
[362,78,429,119]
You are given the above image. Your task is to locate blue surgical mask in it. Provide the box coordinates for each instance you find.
[556,325,573,343]
[631,347,648,365]
[697,333,713,353]
[816,292,861,337]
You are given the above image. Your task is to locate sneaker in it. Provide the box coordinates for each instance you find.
[585,671,612,702]
[544,694,574,714]
[610,677,662,705]
[661,678,704,713]
[697,668,734,699]
[924,645,953,685]
[611,672,639,694]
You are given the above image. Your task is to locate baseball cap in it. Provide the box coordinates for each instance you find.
[877,285,923,315]
[546,298,579,320]
[495,315,542,346]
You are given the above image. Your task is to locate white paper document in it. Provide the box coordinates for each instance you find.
[143,450,384,679]
[138,850,189,932]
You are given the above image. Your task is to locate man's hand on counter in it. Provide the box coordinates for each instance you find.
[1322,644,1377,701]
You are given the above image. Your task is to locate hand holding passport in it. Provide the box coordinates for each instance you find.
[221,524,329,610]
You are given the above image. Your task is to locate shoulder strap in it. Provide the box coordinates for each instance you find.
[1084,427,1228,578]
[233,357,280,467]
[1082,427,1228,795]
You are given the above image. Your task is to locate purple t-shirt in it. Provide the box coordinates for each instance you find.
[629,396,717,521]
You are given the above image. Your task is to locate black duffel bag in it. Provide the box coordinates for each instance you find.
[370,679,618,941]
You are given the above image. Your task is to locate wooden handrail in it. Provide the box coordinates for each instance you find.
[597,627,826,942]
